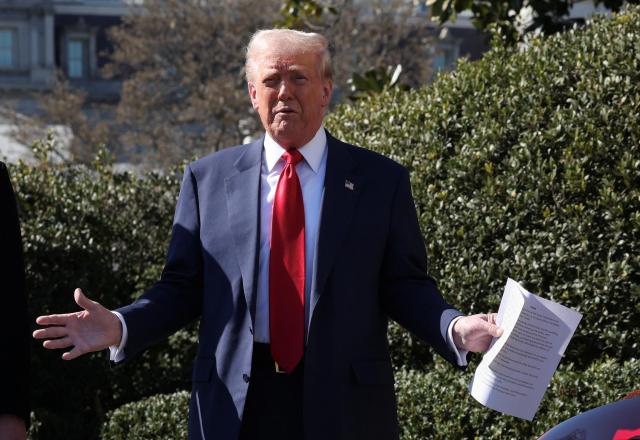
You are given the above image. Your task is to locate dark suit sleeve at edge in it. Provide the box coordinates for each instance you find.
[0,162,30,424]
[380,166,464,369]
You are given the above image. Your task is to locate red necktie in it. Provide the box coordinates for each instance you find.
[269,149,305,373]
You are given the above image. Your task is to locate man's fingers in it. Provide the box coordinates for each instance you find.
[43,337,73,350]
[62,346,84,361]
[485,322,503,337]
[485,313,502,336]
[35,313,75,326]
[35,288,98,327]
[33,326,68,340]
[74,288,98,311]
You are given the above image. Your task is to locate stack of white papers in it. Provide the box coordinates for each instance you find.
[469,278,582,420]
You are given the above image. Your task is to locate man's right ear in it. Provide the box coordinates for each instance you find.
[248,82,259,110]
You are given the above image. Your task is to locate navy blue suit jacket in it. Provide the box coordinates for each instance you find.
[117,131,463,440]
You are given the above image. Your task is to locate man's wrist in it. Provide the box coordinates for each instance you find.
[447,316,469,367]
[109,311,128,362]
[111,312,123,347]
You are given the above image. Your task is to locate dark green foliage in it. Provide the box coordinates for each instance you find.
[12,135,195,440]
[396,357,640,439]
[327,8,640,369]
[348,65,409,101]
[101,391,190,440]
[276,0,337,29]
[100,358,640,439]
[279,0,640,44]
[428,0,636,43]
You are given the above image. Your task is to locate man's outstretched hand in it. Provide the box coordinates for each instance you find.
[33,288,121,360]
[452,313,503,353]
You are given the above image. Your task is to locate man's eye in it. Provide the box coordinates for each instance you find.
[264,79,278,87]
[294,76,307,84]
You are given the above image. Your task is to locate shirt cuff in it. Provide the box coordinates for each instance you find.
[109,311,128,363]
[447,315,469,367]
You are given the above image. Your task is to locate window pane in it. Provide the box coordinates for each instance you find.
[0,52,11,67]
[433,54,446,72]
[0,30,11,47]
[69,60,83,78]
[68,40,82,59]
[0,30,13,68]
[68,39,86,78]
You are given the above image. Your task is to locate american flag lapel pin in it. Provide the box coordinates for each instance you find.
[344,179,354,191]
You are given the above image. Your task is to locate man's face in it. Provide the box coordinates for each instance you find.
[248,48,332,149]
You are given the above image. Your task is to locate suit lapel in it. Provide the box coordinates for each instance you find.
[224,138,263,324]
[312,132,361,314]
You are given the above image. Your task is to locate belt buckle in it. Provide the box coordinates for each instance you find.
[274,362,287,374]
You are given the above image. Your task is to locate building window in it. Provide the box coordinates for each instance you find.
[432,40,460,73]
[0,29,16,68]
[433,53,447,72]
[67,38,89,79]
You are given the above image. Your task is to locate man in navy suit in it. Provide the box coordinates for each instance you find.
[34,29,502,439]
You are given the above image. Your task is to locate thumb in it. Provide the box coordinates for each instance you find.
[74,288,97,311]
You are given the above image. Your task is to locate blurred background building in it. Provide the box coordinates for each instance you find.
[0,0,612,163]
[0,0,141,161]
[0,0,141,99]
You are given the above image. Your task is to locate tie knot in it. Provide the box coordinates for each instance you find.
[283,149,303,166]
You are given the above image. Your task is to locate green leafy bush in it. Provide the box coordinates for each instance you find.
[99,357,639,440]
[328,7,640,369]
[101,391,189,440]
[396,357,640,439]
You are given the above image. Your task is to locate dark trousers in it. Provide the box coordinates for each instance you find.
[239,343,304,440]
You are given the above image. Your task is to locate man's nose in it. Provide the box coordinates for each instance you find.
[277,80,292,101]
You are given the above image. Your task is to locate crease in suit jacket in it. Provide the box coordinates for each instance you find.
[116,131,463,440]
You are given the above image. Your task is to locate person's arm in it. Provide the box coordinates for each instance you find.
[379,167,463,365]
[0,162,29,436]
[33,164,203,362]
[380,167,501,365]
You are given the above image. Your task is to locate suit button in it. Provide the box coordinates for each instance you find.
[242,374,250,383]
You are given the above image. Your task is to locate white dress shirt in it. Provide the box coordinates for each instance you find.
[111,126,467,365]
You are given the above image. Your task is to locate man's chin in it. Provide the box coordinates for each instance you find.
[270,123,304,147]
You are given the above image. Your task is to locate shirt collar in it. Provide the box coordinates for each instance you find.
[264,126,326,174]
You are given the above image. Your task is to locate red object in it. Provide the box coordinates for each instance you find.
[624,390,640,400]
[612,428,640,440]
[269,149,305,373]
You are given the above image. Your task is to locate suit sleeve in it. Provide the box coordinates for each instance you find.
[116,164,203,361]
[380,167,464,368]
[0,162,30,424]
